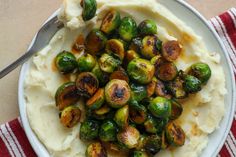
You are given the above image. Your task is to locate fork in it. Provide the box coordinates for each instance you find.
[0,16,64,79]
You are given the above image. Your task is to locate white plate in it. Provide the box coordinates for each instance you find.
[18,0,236,157]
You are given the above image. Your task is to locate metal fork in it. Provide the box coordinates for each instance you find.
[0,16,64,79]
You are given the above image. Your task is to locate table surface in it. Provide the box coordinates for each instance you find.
[0,0,236,125]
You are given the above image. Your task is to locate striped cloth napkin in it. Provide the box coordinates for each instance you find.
[0,8,236,157]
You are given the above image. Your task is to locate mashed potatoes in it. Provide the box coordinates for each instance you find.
[24,0,226,156]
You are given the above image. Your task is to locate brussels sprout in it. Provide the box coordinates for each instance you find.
[101,10,121,34]
[130,150,149,157]
[136,134,147,150]
[110,67,129,83]
[55,82,80,110]
[130,103,147,124]
[155,62,178,82]
[114,105,129,128]
[85,29,107,55]
[138,19,157,36]
[119,17,138,41]
[183,75,202,93]
[105,79,131,108]
[108,142,128,152]
[80,119,99,140]
[154,78,170,98]
[144,114,168,134]
[94,104,111,115]
[162,40,181,62]
[187,62,211,84]
[170,100,183,120]
[76,72,99,97]
[130,83,148,102]
[117,126,140,149]
[98,53,121,73]
[86,142,107,157]
[55,51,77,74]
[86,88,105,110]
[148,97,171,118]
[165,122,185,146]
[60,106,81,128]
[106,39,125,60]
[144,135,161,155]
[92,63,109,86]
[156,39,163,52]
[146,79,156,97]
[127,58,155,84]
[77,53,96,72]
[166,77,187,99]
[125,50,140,63]
[140,35,160,59]
[161,131,168,149]
[81,0,97,21]
[129,37,143,53]
[99,120,118,142]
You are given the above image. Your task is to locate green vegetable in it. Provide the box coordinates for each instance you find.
[166,77,187,99]
[91,63,109,86]
[138,19,157,36]
[183,75,202,93]
[81,0,97,21]
[144,114,168,134]
[136,134,147,150]
[60,106,81,128]
[165,122,185,146]
[130,83,148,102]
[119,17,138,41]
[114,105,129,128]
[154,78,171,98]
[155,62,178,82]
[99,120,118,142]
[77,53,96,72]
[101,10,121,34]
[125,50,140,63]
[146,78,156,97]
[148,97,171,118]
[130,150,149,157]
[98,53,121,73]
[129,37,143,53]
[86,88,105,110]
[106,39,125,60]
[110,67,129,83]
[141,35,160,59]
[144,135,161,155]
[86,142,107,157]
[55,51,77,74]
[130,103,147,124]
[170,100,183,120]
[162,40,181,62]
[80,119,99,140]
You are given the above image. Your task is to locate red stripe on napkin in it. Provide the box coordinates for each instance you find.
[0,7,236,157]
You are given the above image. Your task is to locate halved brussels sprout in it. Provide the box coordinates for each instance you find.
[81,0,97,21]
[130,150,149,157]
[183,75,202,93]
[86,142,107,157]
[106,39,125,60]
[99,120,118,142]
[146,79,156,97]
[136,134,147,150]
[76,72,99,97]
[55,51,77,74]
[162,40,181,62]
[125,50,140,63]
[154,78,171,98]
[165,122,185,146]
[110,67,129,83]
[148,97,171,118]
[130,83,148,102]
[117,126,140,149]
[129,37,143,53]
[166,76,187,99]
[86,88,105,110]
[85,29,107,55]
[77,53,96,72]
[161,131,169,149]
[170,100,183,120]
[138,19,157,36]
[80,119,99,140]
[144,135,161,155]
[91,63,109,86]
[187,62,211,84]
[101,10,121,34]
[94,104,111,115]
[114,105,129,128]
[60,106,81,128]
[156,62,178,82]
[144,114,168,134]
[98,53,121,73]
[130,103,147,124]
[55,82,80,110]
[141,35,160,59]
[119,17,138,41]
[105,79,131,108]
[127,58,155,84]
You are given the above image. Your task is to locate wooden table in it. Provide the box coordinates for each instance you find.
[0,0,236,125]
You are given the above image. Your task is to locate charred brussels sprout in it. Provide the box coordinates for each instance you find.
[94,104,111,116]
[60,106,81,128]
[77,54,96,72]
[170,100,183,120]
[165,122,185,146]
[183,75,202,93]
[86,88,105,110]
[105,79,131,108]
[85,29,107,55]
[154,78,170,98]
[101,10,121,34]
[146,79,156,97]
[148,97,171,118]
[119,17,138,41]
[98,53,121,73]
[130,150,149,157]
[127,58,155,84]
[55,82,79,110]
[138,19,157,36]
[156,62,178,82]
[130,83,148,102]
[187,62,211,84]
[99,120,118,142]
[162,40,181,62]
[80,119,99,140]
[130,103,147,124]
[125,50,140,63]
[114,105,129,128]
[81,0,97,21]
[129,37,143,53]
[55,51,77,74]
[91,63,109,86]
[166,77,187,99]
[76,72,99,97]
[106,39,125,60]
[110,67,129,83]
[144,135,161,155]
[117,126,140,149]
[144,114,168,134]
[86,142,107,157]
[141,35,160,59]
